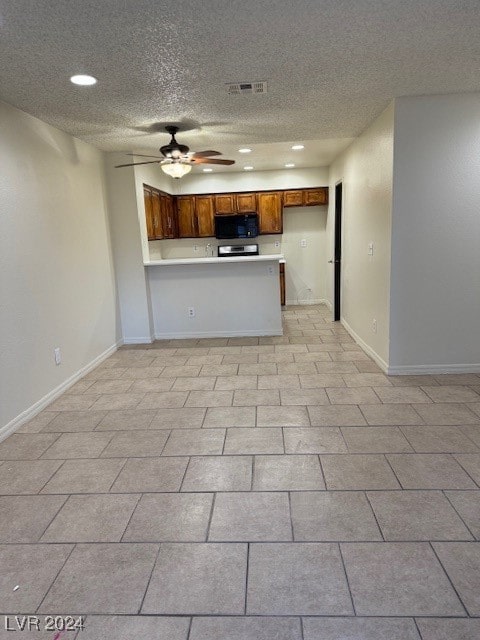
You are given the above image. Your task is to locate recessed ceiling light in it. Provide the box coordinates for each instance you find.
[285,163,295,168]
[203,168,213,172]
[70,74,97,86]
[291,144,304,150]
[243,166,254,171]
[238,148,252,153]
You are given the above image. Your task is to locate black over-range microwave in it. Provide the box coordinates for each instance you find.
[214,213,259,239]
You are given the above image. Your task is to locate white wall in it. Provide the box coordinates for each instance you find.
[390,93,480,372]
[329,103,394,368]
[0,101,119,435]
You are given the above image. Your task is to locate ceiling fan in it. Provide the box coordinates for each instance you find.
[115,125,235,178]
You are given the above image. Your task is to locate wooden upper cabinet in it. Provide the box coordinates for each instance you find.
[257,191,283,234]
[161,194,176,238]
[304,187,328,206]
[143,187,156,240]
[236,192,257,213]
[176,195,196,238]
[214,194,235,214]
[283,190,304,207]
[151,191,164,239]
[195,195,215,237]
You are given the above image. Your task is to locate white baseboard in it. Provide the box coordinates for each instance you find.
[123,336,154,345]
[0,341,122,443]
[341,317,389,374]
[285,298,328,306]
[388,363,480,375]
[154,329,283,339]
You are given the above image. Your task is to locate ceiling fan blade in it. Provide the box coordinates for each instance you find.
[191,157,235,165]
[115,160,161,168]
[190,150,222,158]
[125,153,164,159]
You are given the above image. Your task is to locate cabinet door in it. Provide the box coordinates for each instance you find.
[214,193,235,214]
[236,192,257,213]
[176,196,196,237]
[304,187,328,206]
[279,262,286,306]
[151,191,164,239]
[283,190,304,207]
[143,187,156,240]
[161,194,176,238]
[257,191,283,234]
[195,195,215,237]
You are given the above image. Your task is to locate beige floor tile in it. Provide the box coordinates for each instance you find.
[303,617,421,640]
[300,373,346,388]
[160,365,202,377]
[293,352,332,362]
[257,374,300,389]
[96,409,157,430]
[186,355,224,365]
[387,454,477,489]
[182,456,252,491]
[374,386,432,403]
[0,495,66,542]
[389,374,439,386]
[110,457,188,493]
[326,387,381,405]
[79,616,190,640]
[433,542,480,615]
[454,453,480,484]
[44,410,107,432]
[123,493,213,542]
[308,405,367,426]
[15,411,58,433]
[224,428,284,455]
[253,454,325,490]
[171,376,216,391]
[284,427,347,454]
[291,491,382,541]
[341,542,464,615]
[137,391,188,409]
[0,459,63,494]
[203,406,256,428]
[200,364,239,377]
[41,432,114,459]
[101,430,170,457]
[120,367,165,378]
[40,543,158,614]
[257,405,310,427]
[209,492,292,541]
[277,362,318,375]
[222,353,259,364]
[423,385,480,403]
[233,389,280,406]
[467,402,480,418]
[401,425,479,453]
[416,618,480,640]
[280,388,329,405]
[315,362,359,373]
[241,345,273,353]
[41,494,140,542]
[162,428,225,456]
[42,459,126,494]
[275,344,309,353]
[321,454,400,489]
[91,393,145,410]
[445,490,480,539]
[435,374,480,386]
[238,363,278,375]
[86,379,134,394]
[368,490,472,540]
[142,543,247,614]
[47,394,100,411]
[342,426,413,453]
[247,543,353,615]
[0,433,60,460]
[259,353,294,363]
[360,403,423,425]
[185,391,233,407]
[342,373,393,387]
[215,375,258,390]
[0,544,73,612]
[150,407,206,429]
[412,403,479,425]
[190,617,302,640]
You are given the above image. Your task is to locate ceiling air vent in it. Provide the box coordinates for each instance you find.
[226,81,267,95]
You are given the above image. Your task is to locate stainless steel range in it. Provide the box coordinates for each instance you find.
[217,244,259,257]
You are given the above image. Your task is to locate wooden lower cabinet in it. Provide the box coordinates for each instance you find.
[195,195,215,237]
[279,262,286,305]
[257,191,283,234]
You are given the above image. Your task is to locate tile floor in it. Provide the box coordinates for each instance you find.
[1,305,480,639]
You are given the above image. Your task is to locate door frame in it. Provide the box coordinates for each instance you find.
[333,181,343,321]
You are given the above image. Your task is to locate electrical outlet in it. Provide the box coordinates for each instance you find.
[54,347,62,365]
[188,307,195,318]
[193,245,198,252]
[300,239,307,248]
[368,242,374,256]
[274,240,280,248]
[372,318,377,333]
[267,265,274,275]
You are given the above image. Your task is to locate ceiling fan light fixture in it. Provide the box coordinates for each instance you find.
[243,166,254,171]
[70,74,97,86]
[238,148,252,153]
[291,144,304,150]
[203,168,213,172]
[161,162,192,179]
[285,163,295,168]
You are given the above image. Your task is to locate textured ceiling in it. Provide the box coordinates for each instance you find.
[1,0,480,172]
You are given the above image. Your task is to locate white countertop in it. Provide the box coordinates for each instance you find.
[144,254,285,266]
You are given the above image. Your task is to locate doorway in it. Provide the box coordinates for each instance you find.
[333,182,342,321]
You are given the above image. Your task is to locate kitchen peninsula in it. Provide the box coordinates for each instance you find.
[145,254,284,338]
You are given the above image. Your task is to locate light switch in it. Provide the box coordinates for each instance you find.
[300,239,307,248]
[368,242,374,256]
